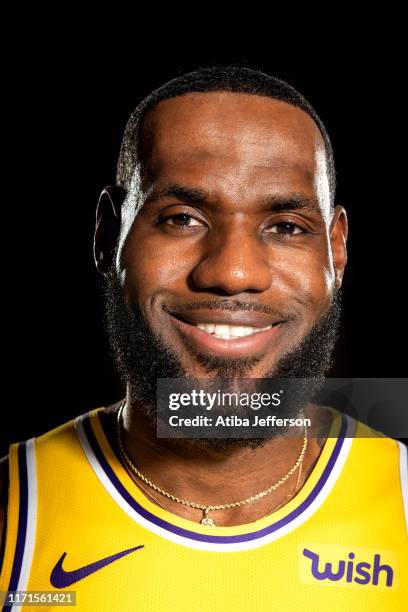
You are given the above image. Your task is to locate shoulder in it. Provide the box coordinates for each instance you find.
[320,407,407,486]
[344,416,407,500]
[344,412,406,457]
[0,453,7,480]
[0,454,8,509]
[0,404,120,567]
[0,455,9,564]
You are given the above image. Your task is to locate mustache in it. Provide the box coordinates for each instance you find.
[163,299,297,322]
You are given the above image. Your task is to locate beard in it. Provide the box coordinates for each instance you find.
[103,269,342,451]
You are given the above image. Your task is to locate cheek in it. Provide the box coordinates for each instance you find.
[304,260,335,319]
[273,243,334,312]
[118,228,199,307]
[294,263,333,308]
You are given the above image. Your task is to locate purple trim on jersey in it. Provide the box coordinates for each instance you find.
[3,442,28,612]
[79,412,348,545]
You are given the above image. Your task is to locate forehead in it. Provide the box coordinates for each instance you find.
[140,91,327,202]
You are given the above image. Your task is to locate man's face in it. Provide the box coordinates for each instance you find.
[106,92,347,382]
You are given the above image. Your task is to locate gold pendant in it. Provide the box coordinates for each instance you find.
[200,508,216,526]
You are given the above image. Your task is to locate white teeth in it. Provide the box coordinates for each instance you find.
[229,325,253,337]
[213,324,230,337]
[197,323,216,334]
[197,323,273,339]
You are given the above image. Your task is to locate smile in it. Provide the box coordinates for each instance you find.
[168,311,284,358]
[196,323,273,340]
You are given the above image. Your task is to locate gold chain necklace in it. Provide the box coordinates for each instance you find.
[126,464,303,521]
[116,401,308,526]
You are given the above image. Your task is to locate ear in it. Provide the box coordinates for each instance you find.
[94,185,124,275]
[330,205,348,289]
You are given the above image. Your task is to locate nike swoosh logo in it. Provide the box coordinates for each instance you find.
[50,545,144,588]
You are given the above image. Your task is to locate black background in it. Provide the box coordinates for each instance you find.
[2,31,406,455]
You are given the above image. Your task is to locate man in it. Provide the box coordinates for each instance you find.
[0,65,406,610]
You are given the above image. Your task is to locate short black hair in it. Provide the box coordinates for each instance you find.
[116,64,336,207]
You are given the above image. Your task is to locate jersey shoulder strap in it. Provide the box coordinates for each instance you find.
[0,409,98,597]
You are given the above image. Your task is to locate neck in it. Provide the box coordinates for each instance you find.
[109,392,332,526]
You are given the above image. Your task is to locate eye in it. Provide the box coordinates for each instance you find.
[265,222,305,236]
[159,213,203,228]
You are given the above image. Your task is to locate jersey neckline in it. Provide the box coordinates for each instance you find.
[74,406,354,551]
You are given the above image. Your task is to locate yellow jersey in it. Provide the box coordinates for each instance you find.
[0,407,407,611]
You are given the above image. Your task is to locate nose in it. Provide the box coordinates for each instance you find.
[191,227,272,295]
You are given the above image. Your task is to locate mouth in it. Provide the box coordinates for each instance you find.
[167,310,285,358]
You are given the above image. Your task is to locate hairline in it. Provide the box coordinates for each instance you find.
[116,72,336,209]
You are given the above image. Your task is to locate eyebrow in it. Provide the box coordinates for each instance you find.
[145,183,321,214]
